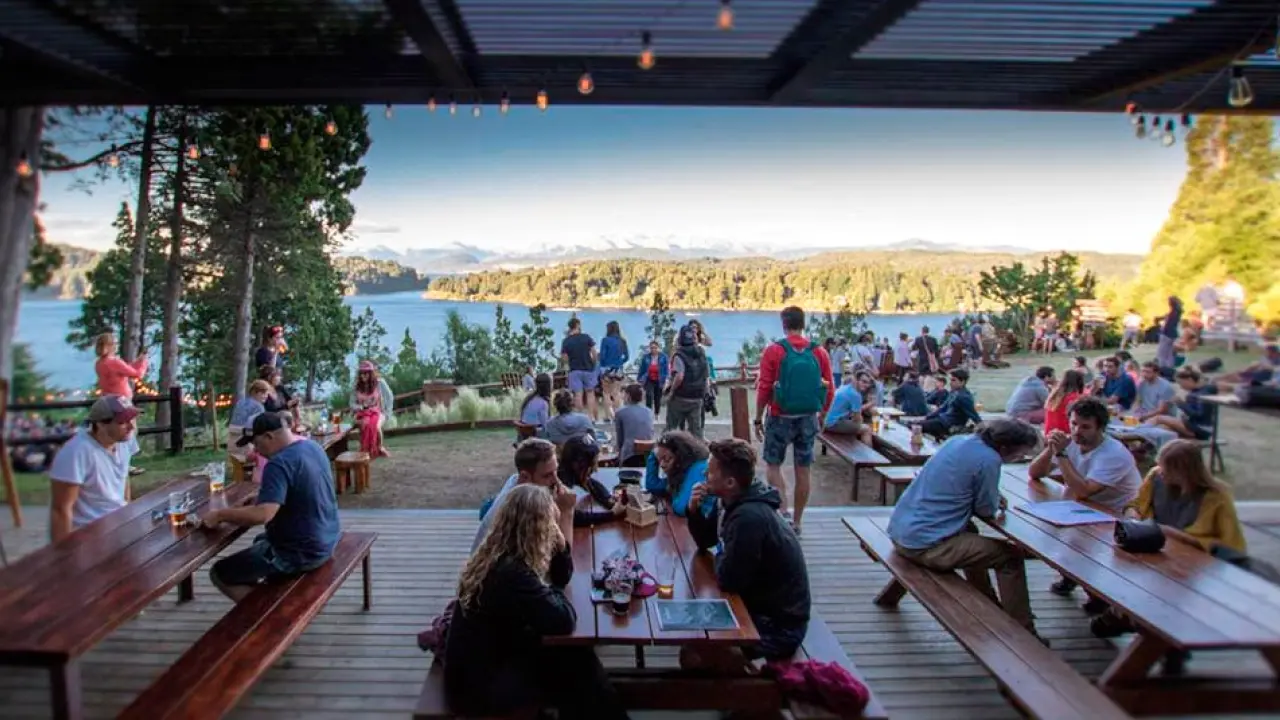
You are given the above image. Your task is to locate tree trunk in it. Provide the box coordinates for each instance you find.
[123,106,157,363]
[230,220,257,402]
[156,113,187,446]
[0,108,45,385]
[306,362,317,402]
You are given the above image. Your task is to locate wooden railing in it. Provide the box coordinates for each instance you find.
[4,386,186,453]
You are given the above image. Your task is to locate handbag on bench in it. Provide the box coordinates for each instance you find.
[1114,519,1166,553]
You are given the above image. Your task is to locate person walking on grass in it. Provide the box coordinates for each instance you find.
[754,306,834,535]
[637,340,669,418]
[560,318,599,421]
[666,325,710,439]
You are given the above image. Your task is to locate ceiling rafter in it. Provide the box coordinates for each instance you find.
[0,0,148,92]
[382,0,474,89]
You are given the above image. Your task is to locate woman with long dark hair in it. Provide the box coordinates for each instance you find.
[598,321,630,421]
[519,373,553,431]
[352,360,393,458]
[1043,369,1085,435]
[644,430,716,517]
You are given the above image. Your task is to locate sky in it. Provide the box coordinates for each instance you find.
[39,106,1188,256]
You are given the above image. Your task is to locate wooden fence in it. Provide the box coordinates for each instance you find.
[4,386,186,453]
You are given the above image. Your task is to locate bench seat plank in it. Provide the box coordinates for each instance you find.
[818,433,889,467]
[844,516,1128,720]
[118,531,376,720]
[792,616,889,720]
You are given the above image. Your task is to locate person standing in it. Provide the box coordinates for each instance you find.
[666,325,710,438]
[254,325,288,370]
[829,339,849,389]
[1121,309,1142,351]
[636,341,668,418]
[48,396,140,541]
[598,321,630,421]
[912,326,940,375]
[93,333,148,401]
[1157,296,1183,372]
[202,412,340,601]
[893,332,912,382]
[560,318,599,421]
[888,420,1045,642]
[754,306,834,534]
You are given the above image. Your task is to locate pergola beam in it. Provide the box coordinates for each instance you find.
[0,0,147,92]
[767,0,924,104]
[382,0,474,89]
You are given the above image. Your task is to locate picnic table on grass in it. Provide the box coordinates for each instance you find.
[0,475,256,720]
[996,464,1280,715]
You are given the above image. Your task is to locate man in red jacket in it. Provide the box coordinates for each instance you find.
[754,306,834,534]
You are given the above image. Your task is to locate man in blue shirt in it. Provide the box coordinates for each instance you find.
[823,376,866,440]
[888,419,1043,639]
[201,413,341,602]
[920,368,982,440]
[1100,356,1136,410]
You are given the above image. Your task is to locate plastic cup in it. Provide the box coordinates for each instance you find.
[656,556,677,599]
[167,492,189,527]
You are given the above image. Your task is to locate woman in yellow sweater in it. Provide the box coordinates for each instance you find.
[1123,439,1246,554]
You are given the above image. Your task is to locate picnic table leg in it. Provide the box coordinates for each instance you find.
[1263,648,1280,677]
[50,660,83,720]
[1209,410,1224,473]
[1097,633,1170,691]
[850,465,860,503]
[362,552,373,611]
[873,578,908,608]
[634,646,646,669]
[178,574,195,603]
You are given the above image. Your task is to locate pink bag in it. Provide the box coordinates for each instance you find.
[766,659,870,717]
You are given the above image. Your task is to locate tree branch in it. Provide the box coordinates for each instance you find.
[41,139,145,172]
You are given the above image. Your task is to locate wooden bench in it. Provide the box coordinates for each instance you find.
[870,466,918,506]
[845,517,1129,720]
[817,431,889,502]
[414,615,888,719]
[117,531,377,720]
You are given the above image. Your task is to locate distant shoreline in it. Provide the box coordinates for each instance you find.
[422,291,978,316]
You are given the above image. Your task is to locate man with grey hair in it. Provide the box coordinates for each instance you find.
[888,419,1046,642]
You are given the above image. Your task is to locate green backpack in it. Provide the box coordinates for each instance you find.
[772,340,826,415]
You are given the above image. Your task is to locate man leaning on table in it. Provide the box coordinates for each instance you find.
[199,413,341,602]
[887,419,1047,645]
[1028,395,1141,599]
[48,395,140,542]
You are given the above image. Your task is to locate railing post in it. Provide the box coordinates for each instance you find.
[168,385,184,454]
[730,386,751,442]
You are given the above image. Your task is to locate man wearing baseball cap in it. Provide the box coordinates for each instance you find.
[200,412,340,601]
[48,395,140,541]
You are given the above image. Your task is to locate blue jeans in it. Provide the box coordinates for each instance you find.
[763,414,818,467]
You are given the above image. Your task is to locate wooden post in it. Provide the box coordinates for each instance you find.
[0,379,22,528]
[167,385,184,454]
[730,386,751,442]
[208,382,220,452]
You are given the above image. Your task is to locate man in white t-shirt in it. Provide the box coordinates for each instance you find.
[48,395,140,541]
[1028,395,1140,597]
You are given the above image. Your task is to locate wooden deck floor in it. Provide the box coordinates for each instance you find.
[2,504,1280,720]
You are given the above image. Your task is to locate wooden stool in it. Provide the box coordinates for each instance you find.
[334,451,372,495]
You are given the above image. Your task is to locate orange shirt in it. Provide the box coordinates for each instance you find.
[95,355,148,398]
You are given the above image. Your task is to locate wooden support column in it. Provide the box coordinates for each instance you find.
[0,379,21,528]
[730,387,750,442]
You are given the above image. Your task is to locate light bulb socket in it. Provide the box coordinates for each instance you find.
[1232,65,1244,79]
[1180,113,1192,128]
[578,71,595,95]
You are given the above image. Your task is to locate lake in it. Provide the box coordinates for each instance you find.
[15,292,956,391]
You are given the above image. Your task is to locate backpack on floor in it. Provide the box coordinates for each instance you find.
[773,341,826,415]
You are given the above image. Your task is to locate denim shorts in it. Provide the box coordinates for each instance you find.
[763,414,818,467]
[567,369,599,392]
[210,535,297,587]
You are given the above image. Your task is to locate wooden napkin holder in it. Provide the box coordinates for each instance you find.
[624,491,658,527]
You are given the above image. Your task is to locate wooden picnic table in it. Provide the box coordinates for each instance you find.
[0,474,257,720]
[993,463,1280,715]
[1199,392,1280,420]
[868,419,939,465]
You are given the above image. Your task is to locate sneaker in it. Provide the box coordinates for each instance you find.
[1082,597,1109,615]
[1162,650,1190,676]
[1089,611,1132,639]
[1049,577,1077,597]
[129,466,146,476]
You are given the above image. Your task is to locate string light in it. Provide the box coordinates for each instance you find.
[536,87,549,112]
[1150,116,1164,142]
[449,95,458,115]
[717,0,734,30]
[578,71,595,95]
[1135,115,1147,140]
[325,119,338,136]
[384,104,394,119]
[638,31,655,70]
[427,95,437,113]
[1162,119,1176,148]
[500,90,511,114]
[15,152,33,178]
[472,101,482,118]
[1181,114,1193,129]
[1228,65,1254,108]
[186,144,200,160]
[107,147,120,168]
[258,132,271,151]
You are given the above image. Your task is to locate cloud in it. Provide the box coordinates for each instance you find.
[352,221,401,235]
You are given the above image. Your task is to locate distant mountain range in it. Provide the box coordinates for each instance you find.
[346,236,1076,275]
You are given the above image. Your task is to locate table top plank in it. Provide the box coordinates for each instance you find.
[631,513,706,644]
[870,421,939,463]
[590,521,653,644]
[664,510,759,644]
[561,523,599,644]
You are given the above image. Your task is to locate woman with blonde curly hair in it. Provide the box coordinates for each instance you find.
[443,484,628,719]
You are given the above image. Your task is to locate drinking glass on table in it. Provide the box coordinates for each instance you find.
[208,461,226,493]
[168,491,190,527]
[656,555,677,599]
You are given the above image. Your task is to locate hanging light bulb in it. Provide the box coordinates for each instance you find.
[1124,101,1137,116]
[1228,65,1254,108]
[107,147,120,168]
[472,101,482,118]
[638,31,655,70]
[717,0,734,30]
[325,119,338,136]
[1150,116,1164,141]
[427,95,438,113]
[186,144,200,160]
[578,71,595,95]
[384,104,394,119]
[449,95,458,115]
[15,152,33,178]
[258,132,271,151]
[1135,116,1147,140]
[1180,113,1193,128]
[500,90,511,114]
[1162,119,1176,147]
[536,87,549,112]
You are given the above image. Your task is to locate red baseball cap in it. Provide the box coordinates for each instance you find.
[88,395,139,424]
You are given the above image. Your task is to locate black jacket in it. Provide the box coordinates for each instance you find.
[443,548,576,715]
[892,382,930,416]
[688,482,811,633]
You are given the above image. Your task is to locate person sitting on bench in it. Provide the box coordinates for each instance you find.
[1214,342,1279,389]
[1132,361,1177,422]
[687,439,811,664]
[1148,367,1219,441]
[645,430,717,518]
[920,369,981,440]
[888,419,1046,642]
[200,412,340,601]
[891,371,930,417]
[445,484,629,720]
[823,374,871,444]
[1005,366,1054,424]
